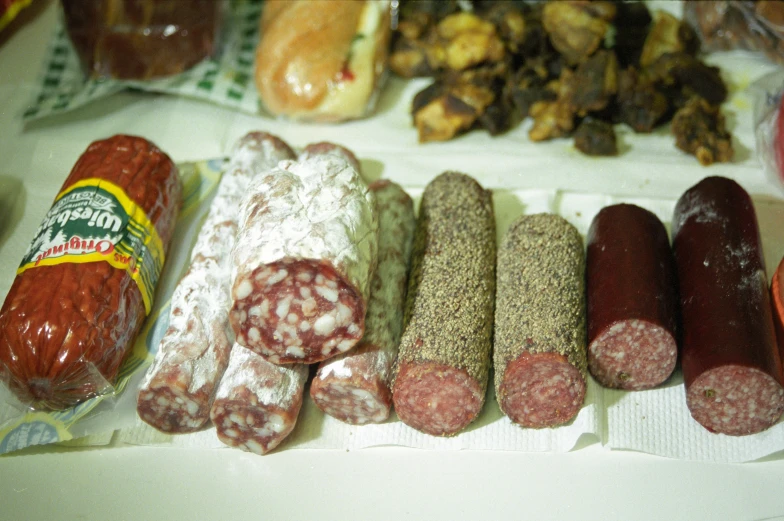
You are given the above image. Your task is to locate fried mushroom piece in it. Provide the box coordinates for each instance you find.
[647,52,728,106]
[542,1,616,64]
[574,118,618,156]
[671,96,733,166]
[436,12,506,71]
[639,10,700,67]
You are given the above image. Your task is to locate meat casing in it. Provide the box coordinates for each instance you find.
[673,176,784,436]
[392,172,496,437]
[586,204,678,390]
[494,213,587,429]
[209,343,308,455]
[229,144,378,364]
[136,133,295,433]
[0,135,181,410]
[311,180,416,424]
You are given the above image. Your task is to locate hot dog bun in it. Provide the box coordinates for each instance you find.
[255,0,390,122]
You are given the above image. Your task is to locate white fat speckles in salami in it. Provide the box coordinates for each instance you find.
[311,181,416,425]
[391,172,496,437]
[686,365,784,436]
[588,319,677,390]
[229,144,378,364]
[210,344,308,455]
[493,214,587,429]
[137,132,295,434]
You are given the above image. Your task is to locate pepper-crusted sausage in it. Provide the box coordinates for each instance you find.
[494,214,587,428]
[392,172,496,437]
[0,135,182,410]
[673,176,784,436]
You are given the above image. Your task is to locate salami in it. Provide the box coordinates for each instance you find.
[0,135,181,410]
[773,256,784,357]
[229,143,378,364]
[210,343,308,455]
[136,133,295,433]
[586,204,678,390]
[392,172,495,437]
[673,176,784,436]
[494,214,587,429]
[310,180,415,424]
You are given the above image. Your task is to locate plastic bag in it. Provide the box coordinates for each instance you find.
[684,1,784,65]
[60,0,225,80]
[752,71,784,193]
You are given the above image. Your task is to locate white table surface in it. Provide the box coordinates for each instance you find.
[2,2,784,520]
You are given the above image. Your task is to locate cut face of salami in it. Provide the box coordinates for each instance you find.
[494,213,587,429]
[673,176,784,436]
[137,132,295,433]
[311,180,416,425]
[210,344,308,455]
[392,172,496,437]
[586,204,679,391]
[230,144,378,364]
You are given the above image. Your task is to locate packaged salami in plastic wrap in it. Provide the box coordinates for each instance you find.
[751,71,784,193]
[0,0,31,33]
[254,0,392,122]
[60,0,224,80]
[684,1,784,65]
[0,135,182,411]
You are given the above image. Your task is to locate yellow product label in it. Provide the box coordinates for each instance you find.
[17,178,165,314]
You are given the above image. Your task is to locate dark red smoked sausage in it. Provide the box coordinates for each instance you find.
[673,176,784,436]
[586,204,678,390]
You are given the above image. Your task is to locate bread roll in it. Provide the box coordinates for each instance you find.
[255,0,391,122]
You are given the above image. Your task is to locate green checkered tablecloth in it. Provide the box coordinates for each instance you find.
[23,0,264,121]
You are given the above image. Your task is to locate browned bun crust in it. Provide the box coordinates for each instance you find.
[255,0,390,122]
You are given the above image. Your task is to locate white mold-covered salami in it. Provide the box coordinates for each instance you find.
[310,180,415,424]
[210,343,308,455]
[137,133,295,433]
[229,144,378,364]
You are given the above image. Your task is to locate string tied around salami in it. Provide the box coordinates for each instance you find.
[17,177,166,315]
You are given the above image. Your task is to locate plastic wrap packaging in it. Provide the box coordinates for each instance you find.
[684,1,784,65]
[752,71,784,193]
[0,0,31,32]
[61,0,224,80]
[0,135,182,411]
[254,0,392,123]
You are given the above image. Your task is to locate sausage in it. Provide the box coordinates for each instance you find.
[136,133,295,433]
[392,172,496,437]
[209,343,308,455]
[586,204,678,390]
[673,176,784,436]
[229,143,378,364]
[773,256,784,359]
[494,213,587,428]
[310,180,415,424]
[0,135,181,410]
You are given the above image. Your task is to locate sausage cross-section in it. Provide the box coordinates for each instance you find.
[392,172,496,437]
[673,176,784,436]
[229,143,378,365]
